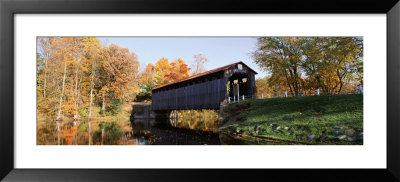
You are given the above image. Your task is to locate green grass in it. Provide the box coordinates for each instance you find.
[221,95,363,145]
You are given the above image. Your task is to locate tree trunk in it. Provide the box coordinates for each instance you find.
[57,121,60,145]
[338,82,343,93]
[88,71,95,119]
[336,70,345,94]
[73,69,79,120]
[76,79,81,117]
[287,67,298,96]
[41,38,49,98]
[56,58,67,121]
[315,76,321,90]
[292,66,300,96]
[43,62,47,98]
[284,70,294,96]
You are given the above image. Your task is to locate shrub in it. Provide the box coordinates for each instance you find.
[108,100,124,115]
[78,122,88,132]
[99,108,111,116]
[79,109,88,118]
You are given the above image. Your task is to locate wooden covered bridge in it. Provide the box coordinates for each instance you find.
[151,62,257,111]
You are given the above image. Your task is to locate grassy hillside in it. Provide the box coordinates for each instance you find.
[220,95,363,145]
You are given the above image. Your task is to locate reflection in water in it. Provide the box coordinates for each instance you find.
[37,115,253,145]
[172,110,219,133]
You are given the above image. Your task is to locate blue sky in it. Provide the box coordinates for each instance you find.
[97,37,266,79]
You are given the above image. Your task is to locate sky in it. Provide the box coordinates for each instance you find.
[97,37,266,79]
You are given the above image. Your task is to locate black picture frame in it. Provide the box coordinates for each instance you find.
[1,0,399,181]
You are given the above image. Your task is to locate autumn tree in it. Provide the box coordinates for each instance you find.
[137,58,190,102]
[153,57,171,85]
[321,37,363,93]
[253,37,363,97]
[37,38,58,118]
[253,37,305,96]
[37,37,142,120]
[167,58,190,82]
[137,63,156,101]
[80,37,103,119]
[153,57,191,85]
[301,37,363,94]
[37,38,52,98]
[141,63,155,85]
[37,37,65,118]
[100,44,140,110]
[44,37,83,120]
[255,77,270,98]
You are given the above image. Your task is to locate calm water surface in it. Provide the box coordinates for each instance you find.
[37,117,252,145]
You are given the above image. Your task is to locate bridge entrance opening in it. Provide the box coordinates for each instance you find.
[228,73,249,100]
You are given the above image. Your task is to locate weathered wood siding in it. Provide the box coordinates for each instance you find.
[152,77,226,110]
[248,71,256,97]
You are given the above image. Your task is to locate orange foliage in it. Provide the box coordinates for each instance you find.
[154,57,171,85]
[140,63,155,84]
[153,57,190,85]
[167,58,190,82]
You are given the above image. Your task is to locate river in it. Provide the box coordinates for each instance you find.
[36,117,258,145]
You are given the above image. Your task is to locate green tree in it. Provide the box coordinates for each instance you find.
[253,37,363,96]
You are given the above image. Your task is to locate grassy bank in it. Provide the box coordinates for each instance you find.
[220,95,363,145]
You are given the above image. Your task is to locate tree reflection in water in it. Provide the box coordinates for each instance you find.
[37,112,222,145]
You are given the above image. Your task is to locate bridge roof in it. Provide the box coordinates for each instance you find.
[152,61,257,91]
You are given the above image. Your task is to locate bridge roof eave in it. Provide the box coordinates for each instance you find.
[152,61,257,91]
